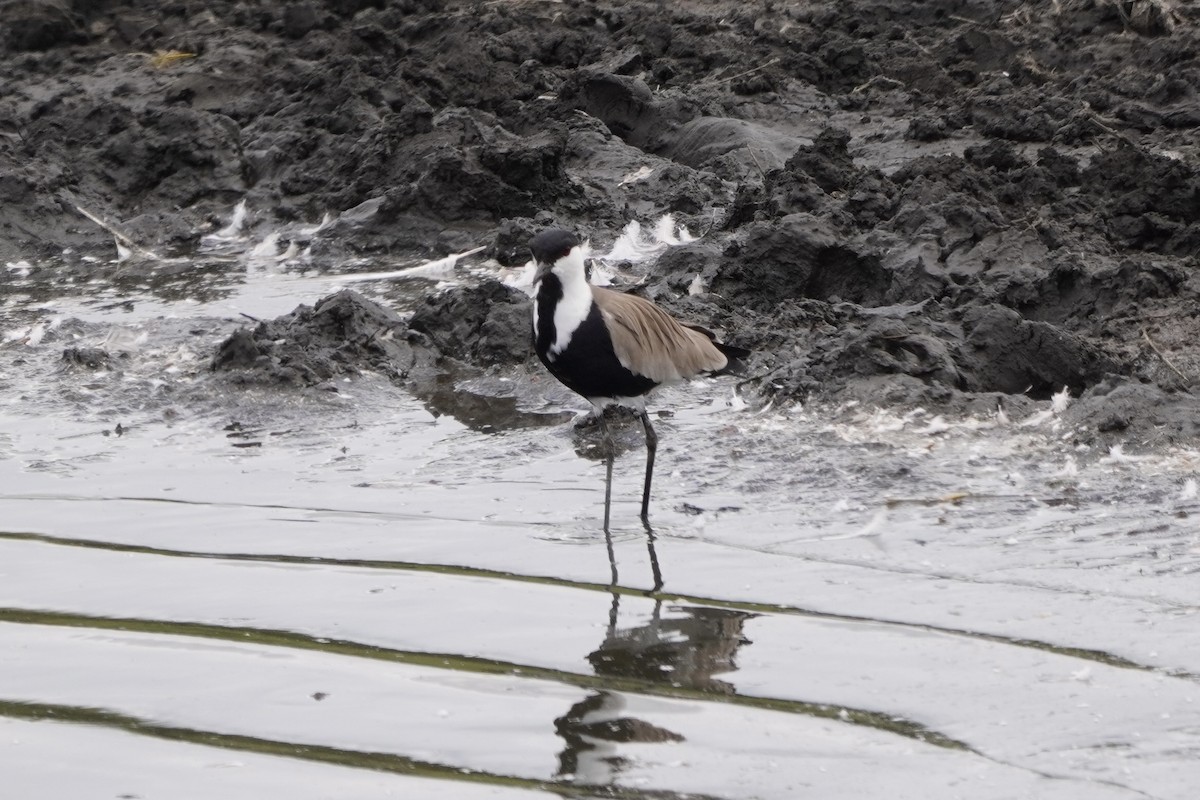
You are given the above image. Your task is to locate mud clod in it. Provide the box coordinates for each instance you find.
[408,280,533,367]
[212,290,420,387]
[961,305,1120,398]
[62,347,119,371]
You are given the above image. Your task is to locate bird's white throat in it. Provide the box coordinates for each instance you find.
[535,246,593,358]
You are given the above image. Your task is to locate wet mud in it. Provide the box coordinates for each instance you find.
[4,0,1200,436]
[8,5,1200,798]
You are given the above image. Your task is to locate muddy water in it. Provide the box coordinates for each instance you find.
[2,250,1199,800]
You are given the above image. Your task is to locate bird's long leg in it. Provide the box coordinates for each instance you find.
[598,411,615,535]
[604,525,619,589]
[639,411,658,522]
[643,520,664,592]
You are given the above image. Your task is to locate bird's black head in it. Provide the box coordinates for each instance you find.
[530,228,580,265]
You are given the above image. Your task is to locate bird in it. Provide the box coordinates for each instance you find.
[529,227,749,532]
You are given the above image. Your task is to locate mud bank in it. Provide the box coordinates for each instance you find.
[3,0,1199,436]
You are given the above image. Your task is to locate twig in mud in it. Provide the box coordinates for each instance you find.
[903,31,933,56]
[697,207,720,239]
[1109,0,1182,36]
[885,492,972,508]
[947,14,986,26]
[145,50,197,69]
[1086,113,1135,147]
[1000,6,1036,26]
[1142,327,1192,385]
[745,145,768,183]
[70,201,160,261]
[363,324,399,347]
[1015,52,1055,82]
[851,76,905,94]
[239,312,261,323]
[697,57,780,87]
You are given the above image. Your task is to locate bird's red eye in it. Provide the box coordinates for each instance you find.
[559,248,571,260]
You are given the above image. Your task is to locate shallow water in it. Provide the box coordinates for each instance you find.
[2,243,1199,799]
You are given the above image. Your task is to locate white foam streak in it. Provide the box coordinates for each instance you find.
[856,509,888,539]
[507,261,538,295]
[332,246,487,284]
[209,199,248,240]
[617,165,655,186]
[812,509,890,550]
[920,416,950,434]
[1050,386,1071,414]
[599,214,695,264]
[653,214,682,245]
[1100,444,1153,464]
[1056,456,1079,478]
[276,240,301,262]
[298,213,334,236]
[604,220,649,261]
[3,320,56,346]
[102,327,149,353]
[249,232,280,260]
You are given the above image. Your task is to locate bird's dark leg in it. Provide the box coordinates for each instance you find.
[597,411,615,534]
[639,411,658,523]
[604,525,619,590]
[643,521,664,592]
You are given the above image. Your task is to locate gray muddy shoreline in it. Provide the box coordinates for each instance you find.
[3,0,1200,440]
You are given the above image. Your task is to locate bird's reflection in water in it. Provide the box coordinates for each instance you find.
[554,546,756,785]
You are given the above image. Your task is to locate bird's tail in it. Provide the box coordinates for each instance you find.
[713,341,752,376]
[684,323,751,376]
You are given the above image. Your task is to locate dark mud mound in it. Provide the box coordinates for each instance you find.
[959,305,1120,397]
[713,215,893,310]
[61,346,126,371]
[739,298,1119,404]
[212,289,425,387]
[408,279,532,367]
[213,279,531,385]
[1063,376,1200,443]
[210,281,567,430]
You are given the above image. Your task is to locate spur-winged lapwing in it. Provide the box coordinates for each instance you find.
[530,228,749,530]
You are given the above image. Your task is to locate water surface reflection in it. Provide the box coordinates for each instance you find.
[555,586,756,785]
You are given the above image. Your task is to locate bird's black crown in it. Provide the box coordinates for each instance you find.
[530,228,580,264]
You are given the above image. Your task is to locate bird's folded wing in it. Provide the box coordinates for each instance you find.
[592,286,728,383]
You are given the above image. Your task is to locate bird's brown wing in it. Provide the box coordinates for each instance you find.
[592,286,728,383]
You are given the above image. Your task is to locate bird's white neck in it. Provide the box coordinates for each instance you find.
[534,246,594,358]
[548,245,588,290]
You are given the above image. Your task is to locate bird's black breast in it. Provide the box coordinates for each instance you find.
[535,278,657,402]
[534,274,564,359]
